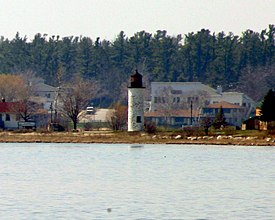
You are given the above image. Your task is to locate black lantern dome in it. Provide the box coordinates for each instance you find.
[129,69,145,88]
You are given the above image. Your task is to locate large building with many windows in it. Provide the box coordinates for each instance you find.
[146,82,256,127]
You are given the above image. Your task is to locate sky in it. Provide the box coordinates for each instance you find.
[0,0,274,41]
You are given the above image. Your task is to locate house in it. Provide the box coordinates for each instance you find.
[149,82,256,127]
[242,107,267,130]
[202,101,246,127]
[150,82,217,112]
[242,116,261,130]
[31,82,59,110]
[0,102,19,130]
[145,109,201,128]
[210,89,256,118]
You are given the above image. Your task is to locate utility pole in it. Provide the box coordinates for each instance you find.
[50,102,53,123]
[190,100,193,126]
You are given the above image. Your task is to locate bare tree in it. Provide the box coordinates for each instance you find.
[0,74,32,101]
[0,74,41,122]
[155,86,210,125]
[200,116,213,135]
[12,101,41,122]
[156,87,182,125]
[59,76,98,130]
[106,102,127,130]
[236,64,275,102]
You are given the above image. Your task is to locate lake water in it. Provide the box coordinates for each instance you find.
[0,143,274,219]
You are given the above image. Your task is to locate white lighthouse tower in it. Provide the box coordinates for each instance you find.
[128,70,145,131]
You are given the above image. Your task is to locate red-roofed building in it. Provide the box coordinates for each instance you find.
[202,101,245,127]
[0,102,20,130]
[145,109,201,128]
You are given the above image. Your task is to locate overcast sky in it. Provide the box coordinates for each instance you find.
[0,0,274,40]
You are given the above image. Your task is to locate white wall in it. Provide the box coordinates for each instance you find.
[128,88,145,131]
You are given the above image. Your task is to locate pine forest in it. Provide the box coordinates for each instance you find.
[0,24,274,107]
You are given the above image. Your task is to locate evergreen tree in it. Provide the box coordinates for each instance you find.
[261,89,275,122]
[0,26,273,107]
[213,106,227,129]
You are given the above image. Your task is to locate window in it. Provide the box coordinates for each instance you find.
[173,97,180,103]
[223,109,231,114]
[203,108,212,114]
[171,90,182,95]
[136,116,141,123]
[5,114,10,121]
[175,117,184,123]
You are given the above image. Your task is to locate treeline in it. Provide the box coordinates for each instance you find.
[0,25,274,106]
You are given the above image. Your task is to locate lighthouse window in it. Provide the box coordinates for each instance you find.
[136,116,141,123]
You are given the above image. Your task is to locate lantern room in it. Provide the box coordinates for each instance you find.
[129,69,144,88]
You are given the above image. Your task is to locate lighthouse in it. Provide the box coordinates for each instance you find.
[128,70,145,131]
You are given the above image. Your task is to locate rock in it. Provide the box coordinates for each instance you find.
[175,135,182,139]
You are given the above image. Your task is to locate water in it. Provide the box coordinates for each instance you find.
[0,143,274,219]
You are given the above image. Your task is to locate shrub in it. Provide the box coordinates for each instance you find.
[224,126,237,135]
[84,122,93,131]
[182,126,204,136]
[267,121,275,135]
[144,121,157,134]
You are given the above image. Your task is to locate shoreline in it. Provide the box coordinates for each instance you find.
[0,131,274,146]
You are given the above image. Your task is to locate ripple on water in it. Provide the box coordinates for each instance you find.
[0,143,274,219]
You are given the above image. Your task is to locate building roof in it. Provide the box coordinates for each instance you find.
[145,109,201,117]
[0,102,18,113]
[206,101,243,109]
[79,108,115,122]
[34,82,57,92]
[151,82,218,95]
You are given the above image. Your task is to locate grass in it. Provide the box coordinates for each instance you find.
[0,129,274,146]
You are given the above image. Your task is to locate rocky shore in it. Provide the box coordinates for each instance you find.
[0,131,274,146]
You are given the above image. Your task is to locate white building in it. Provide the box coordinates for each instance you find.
[149,82,256,125]
[0,102,19,130]
[151,82,217,112]
[31,82,58,110]
[79,108,115,123]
